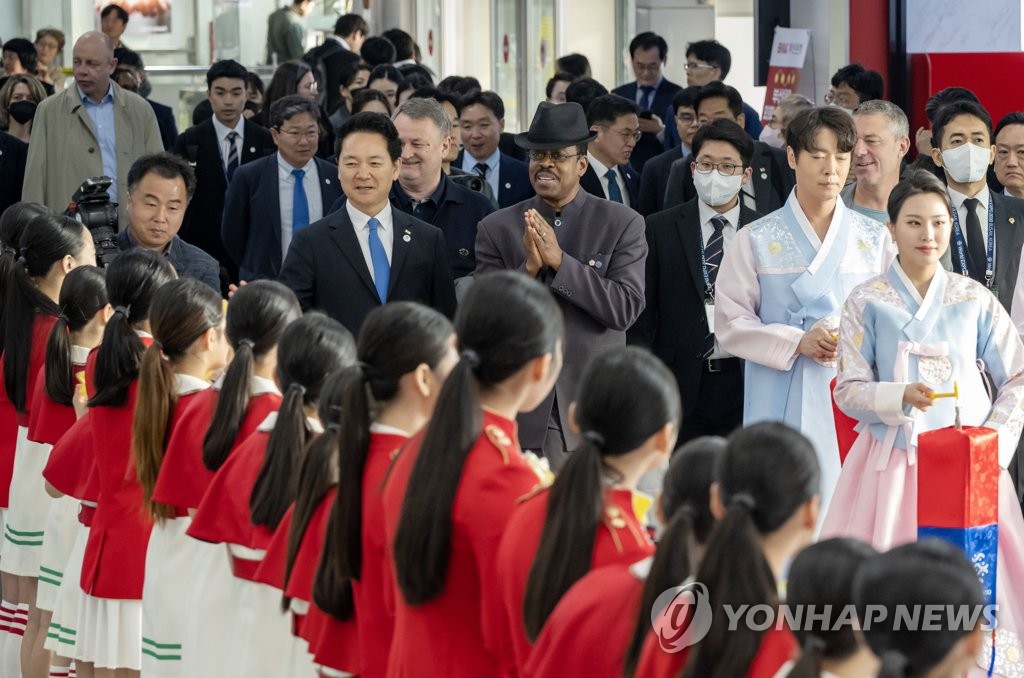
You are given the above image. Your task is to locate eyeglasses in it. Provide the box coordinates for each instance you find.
[528,150,581,163]
[602,127,642,142]
[277,128,320,141]
[633,62,662,73]
[823,90,857,108]
[676,112,697,125]
[685,62,718,72]
[694,160,744,176]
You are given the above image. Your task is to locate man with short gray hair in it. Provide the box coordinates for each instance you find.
[842,99,910,222]
[390,97,494,284]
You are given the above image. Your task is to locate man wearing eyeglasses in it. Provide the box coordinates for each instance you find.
[475,101,647,469]
[680,39,764,142]
[580,94,641,208]
[222,95,343,280]
[611,31,682,173]
[630,119,761,443]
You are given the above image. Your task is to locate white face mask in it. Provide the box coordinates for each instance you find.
[941,143,992,184]
[693,169,744,207]
[759,125,784,149]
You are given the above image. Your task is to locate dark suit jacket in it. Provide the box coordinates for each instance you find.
[580,162,639,208]
[172,117,276,282]
[611,78,683,172]
[638,144,683,216]
[114,230,221,292]
[279,203,457,334]
[221,153,344,281]
[628,198,762,415]
[939,191,1024,312]
[474,189,648,450]
[663,141,795,215]
[389,173,495,279]
[456,150,534,209]
[148,99,178,151]
[0,131,27,217]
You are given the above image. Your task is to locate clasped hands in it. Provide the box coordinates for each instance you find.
[523,209,563,277]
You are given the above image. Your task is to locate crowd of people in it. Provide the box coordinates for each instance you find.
[1,3,1024,677]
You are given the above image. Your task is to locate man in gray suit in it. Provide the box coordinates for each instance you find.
[474,102,648,467]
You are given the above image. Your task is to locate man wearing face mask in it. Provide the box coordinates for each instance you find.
[932,100,1024,312]
[629,120,761,443]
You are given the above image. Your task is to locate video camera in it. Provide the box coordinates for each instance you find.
[65,176,120,268]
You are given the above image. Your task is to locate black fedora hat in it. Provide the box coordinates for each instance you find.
[514,101,597,150]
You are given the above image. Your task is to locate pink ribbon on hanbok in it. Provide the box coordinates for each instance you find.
[876,340,949,471]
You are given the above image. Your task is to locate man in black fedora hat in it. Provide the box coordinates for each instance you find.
[474,101,648,468]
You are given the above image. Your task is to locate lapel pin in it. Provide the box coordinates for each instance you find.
[505,182,512,189]
[403,228,412,243]
[588,259,596,266]
[458,248,470,257]
[1011,217,1016,224]
[325,178,330,184]
[249,146,255,153]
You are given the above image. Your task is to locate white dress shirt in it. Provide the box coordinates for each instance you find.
[346,201,394,284]
[949,184,992,248]
[586,152,632,208]
[211,116,245,173]
[698,200,740,360]
[277,154,324,261]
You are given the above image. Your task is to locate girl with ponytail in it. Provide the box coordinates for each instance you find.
[855,540,987,678]
[0,202,49,351]
[77,248,176,676]
[187,313,355,677]
[489,346,679,676]
[133,278,228,678]
[384,272,563,677]
[525,436,725,678]
[780,538,879,678]
[0,211,92,678]
[634,422,821,678]
[28,265,108,676]
[304,302,456,678]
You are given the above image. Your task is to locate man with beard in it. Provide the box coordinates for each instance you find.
[474,101,647,468]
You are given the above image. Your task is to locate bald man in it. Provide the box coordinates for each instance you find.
[23,31,162,227]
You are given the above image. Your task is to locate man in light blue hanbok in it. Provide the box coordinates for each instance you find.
[716,107,895,516]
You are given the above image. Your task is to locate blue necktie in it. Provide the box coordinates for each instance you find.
[605,168,623,204]
[291,169,309,233]
[367,217,390,303]
[639,85,655,112]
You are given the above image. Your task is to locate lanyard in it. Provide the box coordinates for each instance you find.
[950,194,995,288]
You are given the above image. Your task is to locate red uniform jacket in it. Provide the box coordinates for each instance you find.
[153,387,281,512]
[27,352,88,445]
[0,313,57,506]
[490,487,655,677]
[42,354,98,503]
[524,561,646,678]
[635,621,797,677]
[381,410,544,678]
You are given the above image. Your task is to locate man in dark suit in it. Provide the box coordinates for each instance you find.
[303,13,366,115]
[579,94,641,209]
[390,97,494,289]
[932,99,1024,312]
[456,90,534,208]
[0,130,27,217]
[172,60,276,285]
[474,101,647,467]
[222,96,343,281]
[638,86,700,216]
[115,152,221,291]
[280,112,456,333]
[113,48,177,150]
[664,81,794,215]
[629,120,762,443]
[612,31,683,173]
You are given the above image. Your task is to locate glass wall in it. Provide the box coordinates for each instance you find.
[492,0,521,130]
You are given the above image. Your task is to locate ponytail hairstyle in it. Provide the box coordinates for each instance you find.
[0,201,50,353]
[682,422,820,678]
[522,346,680,641]
[623,435,725,678]
[393,271,563,605]
[44,265,107,405]
[3,212,89,412]
[855,540,985,678]
[88,249,177,408]
[283,368,347,612]
[250,312,356,530]
[313,302,455,619]
[134,278,224,520]
[202,280,300,472]
[785,538,878,678]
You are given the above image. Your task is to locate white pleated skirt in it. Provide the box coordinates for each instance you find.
[179,539,242,677]
[142,516,200,676]
[231,576,303,677]
[45,519,89,656]
[2,430,50,576]
[74,593,142,670]
[36,494,79,612]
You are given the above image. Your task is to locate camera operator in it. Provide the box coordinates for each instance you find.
[113,153,220,291]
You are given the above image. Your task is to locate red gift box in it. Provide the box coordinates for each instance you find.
[830,378,859,465]
[917,426,999,528]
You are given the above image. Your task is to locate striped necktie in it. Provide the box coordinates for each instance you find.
[703,215,728,358]
[225,131,239,181]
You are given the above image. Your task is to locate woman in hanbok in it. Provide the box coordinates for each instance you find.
[821,169,1024,673]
